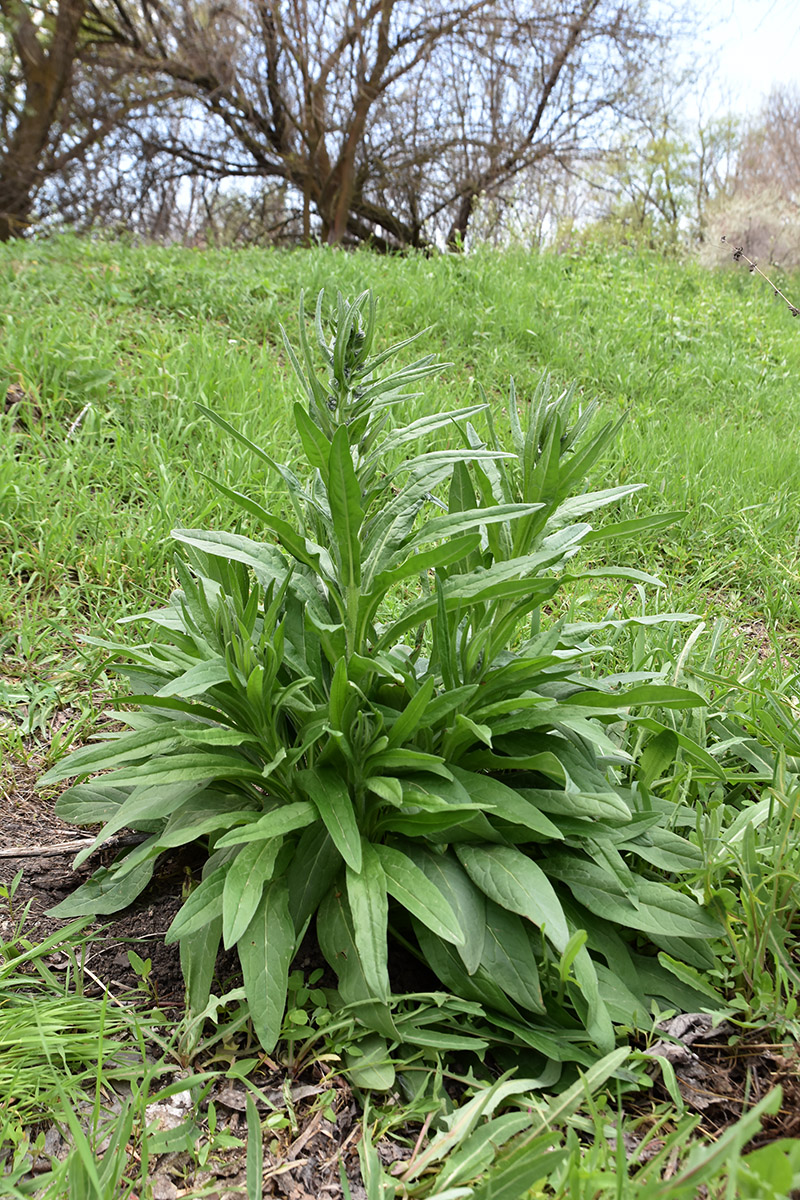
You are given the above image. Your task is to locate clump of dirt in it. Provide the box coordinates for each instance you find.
[4,379,41,431]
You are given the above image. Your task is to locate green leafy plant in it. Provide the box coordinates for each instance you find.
[42,290,723,1080]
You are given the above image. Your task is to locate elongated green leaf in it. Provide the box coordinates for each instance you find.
[196,403,289,475]
[238,878,294,1052]
[564,684,705,711]
[346,841,390,1003]
[40,724,185,784]
[54,782,129,827]
[636,880,721,938]
[628,827,704,873]
[180,916,222,1013]
[582,510,685,545]
[246,1092,264,1200]
[547,484,644,527]
[481,900,544,1013]
[298,767,361,871]
[568,943,614,1053]
[287,823,342,932]
[157,804,257,850]
[358,356,446,402]
[375,405,487,457]
[433,570,458,691]
[638,728,680,787]
[449,457,479,515]
[634,719,726,780]
[344,1035,395,1091]
[558,414,626,494]
[656,953,725,1002]
[382,807,486,838]
[327,425,364,589]
[407,847,486,973]
[97,752,265,789]
[374,844,464,945]
[397,771,475,810]
[518,786,632,825]
[527,410,562,505]
[178,726,262,748]
[222,840,284,949]
[365,775,403,806]
[294,401,330,473]
[394,1022,489,1053]
[457,845,570,951]
[215,802,316,848]
[110,694,234,726]
[382,775,499,843]
[541,852,635,910]
[71,780,200,867]
[367,747,451,777]
[200,474,277,532]
[288,304,331,412]
[47,858,156,918]
[569,565,665,588]
[328,656,349,730]
[155,660,233,698]
[545,855,719,938]
[317,890,398,1039]
[403,503,545,556]
[258,510,337,579]
[381,676,435,748]
[165,865,227,944]
[450,768,563,841]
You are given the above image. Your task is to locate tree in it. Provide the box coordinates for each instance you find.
[0,0,181,241]
[0,0,87,240]
[536,57,739,253]
[735,84,800,209]
[702,84,800,269]
[78,0,682,249]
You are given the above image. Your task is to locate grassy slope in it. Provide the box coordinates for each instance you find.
[1,235,798,752]
[2,235,800,1193]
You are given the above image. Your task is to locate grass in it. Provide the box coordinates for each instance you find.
[2,234,800,1195]
[2,235,798,754]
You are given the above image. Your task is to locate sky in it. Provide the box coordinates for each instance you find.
[705,0,800,115]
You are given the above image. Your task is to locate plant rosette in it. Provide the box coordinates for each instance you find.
[42,290,722,1085]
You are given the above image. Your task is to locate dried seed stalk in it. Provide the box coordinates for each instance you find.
[721,235,799,317]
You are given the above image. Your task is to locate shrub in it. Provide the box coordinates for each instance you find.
[42,290,721,1077]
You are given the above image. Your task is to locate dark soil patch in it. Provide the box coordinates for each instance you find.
[629,1013,800,1165]
[0,755,191,1001]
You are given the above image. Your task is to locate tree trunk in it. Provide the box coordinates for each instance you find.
[0,0,87,240]
[446,188,477,250]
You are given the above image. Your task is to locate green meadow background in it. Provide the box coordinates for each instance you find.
[2,235,798,747]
